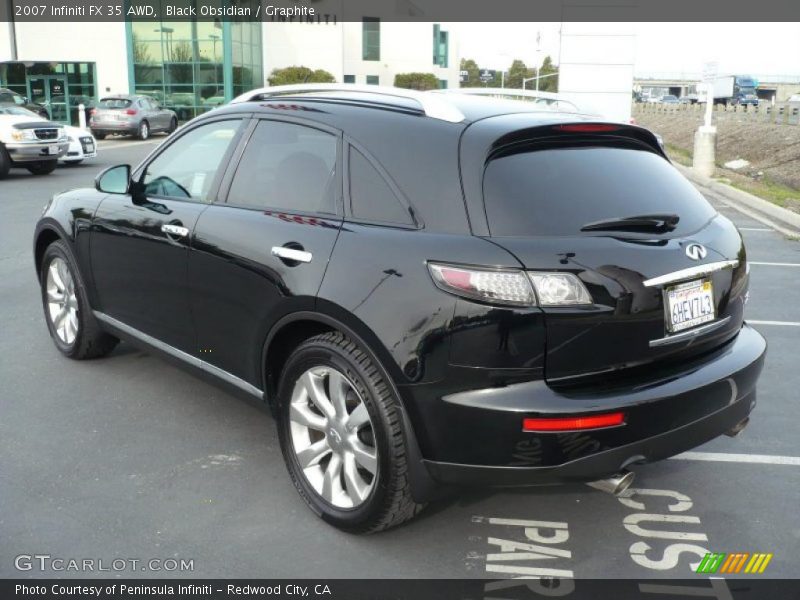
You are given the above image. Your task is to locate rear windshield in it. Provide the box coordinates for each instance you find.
[483,146,716,237]
[98,98,132,109]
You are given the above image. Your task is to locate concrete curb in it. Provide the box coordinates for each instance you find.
[676,164,800,237]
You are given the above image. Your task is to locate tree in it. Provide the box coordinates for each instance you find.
[506,59,534,89]
[459,58,481,88]
[537,55,559,92]
[394,72,440,91]
[267,66,336,86]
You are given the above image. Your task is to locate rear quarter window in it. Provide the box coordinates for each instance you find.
[483,146,716,237]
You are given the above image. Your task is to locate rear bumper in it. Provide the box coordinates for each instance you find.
[414,324,766,486]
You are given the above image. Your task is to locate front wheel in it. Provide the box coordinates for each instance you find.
[167,117,178,134]
[277,332,423,533]
[26,161,57,175]
[40,241,119,359]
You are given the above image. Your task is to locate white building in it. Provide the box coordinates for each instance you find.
[263,20,459,89]
[0,17,458,125]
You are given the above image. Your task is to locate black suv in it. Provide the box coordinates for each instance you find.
[33,85,766,532]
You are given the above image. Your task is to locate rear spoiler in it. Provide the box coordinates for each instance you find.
[489,122,667,160]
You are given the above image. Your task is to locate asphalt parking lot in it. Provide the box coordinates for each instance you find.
[1,139,798,580]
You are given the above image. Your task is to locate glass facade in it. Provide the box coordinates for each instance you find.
[129,8,262,121]
[362,18,380,61]
[0,61,97,125]
[433,24,449,68]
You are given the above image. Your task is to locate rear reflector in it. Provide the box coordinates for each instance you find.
[523,412,625,432]
[555,124,620,133]
[125,109,138,115]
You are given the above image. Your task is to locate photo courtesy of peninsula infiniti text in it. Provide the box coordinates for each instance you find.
[33,85,766,533]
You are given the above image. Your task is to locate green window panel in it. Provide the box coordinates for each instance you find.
[363,18,380,61]
[366,75,379,86]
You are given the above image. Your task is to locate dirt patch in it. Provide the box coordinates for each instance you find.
[633,106,800,196]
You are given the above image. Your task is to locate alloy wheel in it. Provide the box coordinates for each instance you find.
[289,366,378,509]
[46,257,79,345]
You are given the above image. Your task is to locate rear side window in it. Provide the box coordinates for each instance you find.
[349,147,413,226]
[226,120,338,214]
[99,98,132,109]
[483,146,716,236]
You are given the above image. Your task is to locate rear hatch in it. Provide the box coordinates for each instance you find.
[481,124,749,387]
[92,97,134,123]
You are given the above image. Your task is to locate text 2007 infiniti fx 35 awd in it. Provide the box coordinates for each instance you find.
[33,85,766,532]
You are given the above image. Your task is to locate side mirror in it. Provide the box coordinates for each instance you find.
[95,164,131,194]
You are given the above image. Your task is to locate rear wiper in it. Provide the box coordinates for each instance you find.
[580,213,680,233]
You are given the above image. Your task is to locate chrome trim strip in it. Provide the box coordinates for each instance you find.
[642,260,739,288]
[93,311,263,399]
[649,316,732,347]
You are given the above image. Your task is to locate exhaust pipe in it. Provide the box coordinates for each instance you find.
[587,470,635,496]
[725,417,750,438]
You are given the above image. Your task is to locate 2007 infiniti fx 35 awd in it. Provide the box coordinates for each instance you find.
[34,85,766,532]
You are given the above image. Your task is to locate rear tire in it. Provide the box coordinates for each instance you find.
[0,145,10,179]
[138,120,150,140]
[39,240,119,360]
[93,132,106,140]
[26,161,57,175]
[277,332,424,533]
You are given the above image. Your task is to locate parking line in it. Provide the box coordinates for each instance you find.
[749,261,800,267]
[671,452,800,466]
[99,140,161,150]
[748,320,800,327]
[739,227,773,232]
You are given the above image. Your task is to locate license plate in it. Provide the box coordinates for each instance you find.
[665,279,715,333]
[47,145,59,155]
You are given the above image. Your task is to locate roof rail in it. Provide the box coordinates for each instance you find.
[230,84,466,123]
[436,88,589,114]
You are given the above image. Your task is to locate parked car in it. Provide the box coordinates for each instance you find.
[33,85,765,533]
[61,126,97,164]
[89,95,178,140]
[0,106,67,178]
[0,105,97,164]
[0,87,49,118]
[659,95,680,104]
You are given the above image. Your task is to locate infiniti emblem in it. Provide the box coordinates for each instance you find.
[685,243,708,261]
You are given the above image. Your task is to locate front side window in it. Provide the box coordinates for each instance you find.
[362,18,380,61]
[142,119,241,203]
[227,120,338,215]
[349,147,413,226]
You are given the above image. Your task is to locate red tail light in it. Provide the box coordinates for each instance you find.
[125,109,138,115]
[555,124,620,133]
[523,412,625,432]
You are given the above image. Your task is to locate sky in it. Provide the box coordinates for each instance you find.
[454,22,800,78]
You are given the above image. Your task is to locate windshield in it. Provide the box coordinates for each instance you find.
[98,98,132,109]
[0,106,40,118]
[483,145,716,237]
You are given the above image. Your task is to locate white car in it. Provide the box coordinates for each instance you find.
[61,125,97,164]
[0,105,96,165]
[0,106,67,178]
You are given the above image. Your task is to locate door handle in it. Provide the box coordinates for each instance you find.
[161,223,189,237]
[271,246,312,264]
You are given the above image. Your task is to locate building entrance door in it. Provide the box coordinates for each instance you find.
[27,76,70,123]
